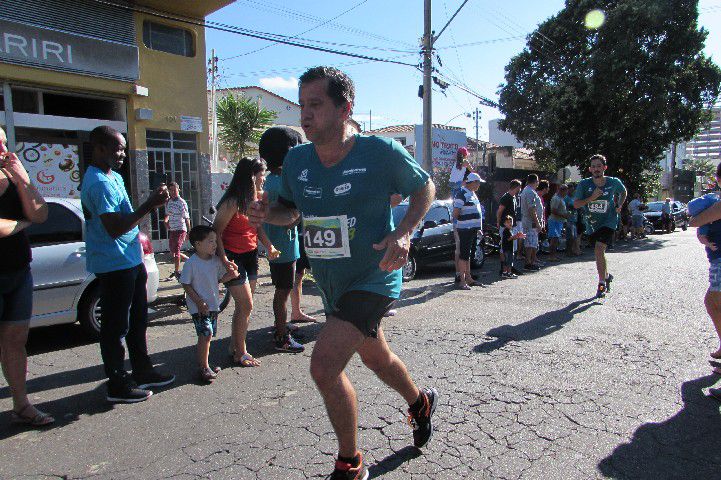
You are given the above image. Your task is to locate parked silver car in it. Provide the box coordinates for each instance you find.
[27,198,160,338]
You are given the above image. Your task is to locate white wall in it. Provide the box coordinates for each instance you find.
[233,87,300,127]
[489,118,523,148]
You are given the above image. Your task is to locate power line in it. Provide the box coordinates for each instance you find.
[89,0,420,68]
[222,0,373,61]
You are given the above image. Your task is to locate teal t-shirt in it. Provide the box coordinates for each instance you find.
[263,173,300,264]
[80,165,142,274]
[279,135,430,311]
[573,176,626,233]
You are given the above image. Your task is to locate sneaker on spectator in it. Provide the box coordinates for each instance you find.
[107,377,152,404]
[274,333,305,353]
[132,367,175,390]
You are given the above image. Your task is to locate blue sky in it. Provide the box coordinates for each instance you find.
[206,0,721,141]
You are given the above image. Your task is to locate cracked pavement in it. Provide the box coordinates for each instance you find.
[2,229,721,479]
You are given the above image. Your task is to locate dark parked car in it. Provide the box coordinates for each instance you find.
[643,200,688,233]
[393,200,485,281]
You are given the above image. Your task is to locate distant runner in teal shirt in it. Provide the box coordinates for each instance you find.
[248,67,439,478]
[573,154,627,298]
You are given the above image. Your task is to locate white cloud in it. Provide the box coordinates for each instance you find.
[353,114,384,122]
[259,76,298,91]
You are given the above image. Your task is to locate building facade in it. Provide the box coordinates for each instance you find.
[0,0,233,250]
[686,105,721,161]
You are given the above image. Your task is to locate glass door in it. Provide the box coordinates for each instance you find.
[146,130,200,251]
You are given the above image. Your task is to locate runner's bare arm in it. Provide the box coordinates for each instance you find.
[573,187,603,209]
[374,179,435,272]
[100,185,169,239]
[690,200,721,227]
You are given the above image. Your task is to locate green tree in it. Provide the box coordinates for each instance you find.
[683,156,715,177]
[216,93,277,160]
[498,0,721,197]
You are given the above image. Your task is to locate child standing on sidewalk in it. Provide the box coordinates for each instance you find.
[180,225,239,382]
[164,181,191,279]
[500,215,526,278]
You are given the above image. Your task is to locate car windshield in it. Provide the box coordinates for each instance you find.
[646,202,663,212]
[392,204,409,227]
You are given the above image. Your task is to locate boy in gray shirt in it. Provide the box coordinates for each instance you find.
[180,225,239,382]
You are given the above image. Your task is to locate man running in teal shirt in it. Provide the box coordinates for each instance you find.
[574,154,627,298]
[249,67,437,480]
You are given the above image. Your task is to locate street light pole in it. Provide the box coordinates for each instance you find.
[422,0,433,176]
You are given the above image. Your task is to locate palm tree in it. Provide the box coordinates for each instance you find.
[216,93,277,161]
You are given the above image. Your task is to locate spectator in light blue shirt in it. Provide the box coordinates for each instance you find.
[81,125,174,404]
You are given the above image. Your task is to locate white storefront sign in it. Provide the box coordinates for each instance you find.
[413,125,467,173]
[180,115,203,133]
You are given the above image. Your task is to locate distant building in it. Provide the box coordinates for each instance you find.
[686,105,721,161]
[488,118,523,148]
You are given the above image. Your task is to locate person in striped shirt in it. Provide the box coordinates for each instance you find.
[453,172,483,290]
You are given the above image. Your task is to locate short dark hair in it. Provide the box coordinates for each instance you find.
[526,174,539,184]
[89,125,122,149]
[167,181,179,188]
[189,225,215,247]
[537,180,549,191]
[259,126,304,173]
[509,179,522,189]
[503,215,514,225]
[299,66,355,107]
[589,154,607,165]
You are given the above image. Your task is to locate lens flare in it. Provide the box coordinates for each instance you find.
[585,9,606,30]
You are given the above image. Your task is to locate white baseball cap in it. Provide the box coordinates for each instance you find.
[465,172,482,183]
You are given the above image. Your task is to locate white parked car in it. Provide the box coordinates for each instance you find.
[27,198,159,338]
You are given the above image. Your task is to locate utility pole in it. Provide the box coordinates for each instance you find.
[670,142,677,199]
[474,107,480,165]
[369,109,372,132]
[422,0,433,176]
[209,49,219,171]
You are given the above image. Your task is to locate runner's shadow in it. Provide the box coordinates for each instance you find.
[598,374,721,479]
[368,445,421,478]
[473,297,599,354]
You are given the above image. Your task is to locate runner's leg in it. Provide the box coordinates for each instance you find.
[357,327,420,404]
[310,317,367,458]
[273,288,292,336]
[595,241,608,283]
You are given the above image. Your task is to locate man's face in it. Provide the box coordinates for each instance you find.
[299,79,349,143]
[511,186,521,196]
[467,180,481,192]
[98,133,126,170]
[589,159,606,178]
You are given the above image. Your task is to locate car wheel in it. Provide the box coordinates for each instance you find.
[78,283,101,340]
[402,255,417,282]
[472,236,486,269]
[219,283,231,312]
[643,223,654,235]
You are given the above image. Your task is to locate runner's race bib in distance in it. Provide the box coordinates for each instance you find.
[587,200,608,214]
[302,215,351,259]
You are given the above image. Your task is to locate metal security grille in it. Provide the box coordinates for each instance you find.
[1,0,135,45]
[147,130,200,250]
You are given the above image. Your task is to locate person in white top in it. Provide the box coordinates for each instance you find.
[448,147,471,197]
[164,182,191,278]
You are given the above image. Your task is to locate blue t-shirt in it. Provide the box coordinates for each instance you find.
[263,173,300,264]
[453,187,482,230]
[573,176,626,233]
[279,135,429,311]
[80,166,142,274]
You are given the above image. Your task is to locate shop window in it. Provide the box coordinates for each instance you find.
[43,93,124,121]
[12,89,39,113]
[143,21,194,57]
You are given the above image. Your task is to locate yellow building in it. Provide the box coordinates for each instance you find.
[0,0,233,250]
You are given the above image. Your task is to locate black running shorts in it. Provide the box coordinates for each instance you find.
[269,261,295,290]
[330,290,396,338]
[589,226,614,246]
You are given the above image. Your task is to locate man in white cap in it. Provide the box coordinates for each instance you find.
[453,172,483,289]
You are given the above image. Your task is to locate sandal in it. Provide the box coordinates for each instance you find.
[11,404,55,427]
[235,353,260,367]
[290,313,317,323]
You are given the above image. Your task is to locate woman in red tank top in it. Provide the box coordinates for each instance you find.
[214,157,278,366]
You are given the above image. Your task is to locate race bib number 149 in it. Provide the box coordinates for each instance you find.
[303,215,351,259]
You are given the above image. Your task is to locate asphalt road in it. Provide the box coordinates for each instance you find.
[2,229,721,479]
